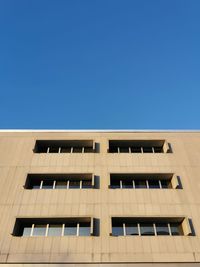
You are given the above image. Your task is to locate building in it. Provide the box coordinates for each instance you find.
[0,130,200,266]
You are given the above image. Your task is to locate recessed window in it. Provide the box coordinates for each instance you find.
[112,222,124,236]
[148,179,160,189]
[34,140,96,153]
[140,223,154,236]
[110,174,179,189]
[42,180,54,189]
[32,224,46,236]
[25,174,93,190]
[79,222,91,236]
[22,225,32,236]
[111,217,190,236]
[48,224,63,236]
[69,180,80,189]
[64,222,77,236]
[135,180,147,189]
[109,140,170,153]
[55,181,68,189]
[156,223,169,235]
[125,223,139,236]
[13,218,93,237]
[171,223,183,236]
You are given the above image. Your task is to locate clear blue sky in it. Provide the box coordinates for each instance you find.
[0,0,200,129]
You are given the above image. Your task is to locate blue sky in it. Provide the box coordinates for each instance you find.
[0,0,200,129]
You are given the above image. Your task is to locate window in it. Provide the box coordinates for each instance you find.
[156,223,169,235]
[13,218,93,237]
[125,223,139,236]
[25,174,93,190]
[109,140,170,153]
[34,140,96,153]
[140,223,154,236]
[111,217,190,236]
[32,224,46,236]
[110,174,179,189]
[48,224,62,236]
[112,221,124,236]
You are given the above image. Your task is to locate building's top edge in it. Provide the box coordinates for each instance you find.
[0,129,200,133]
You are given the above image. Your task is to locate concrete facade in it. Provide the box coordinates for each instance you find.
[0,130,200,266]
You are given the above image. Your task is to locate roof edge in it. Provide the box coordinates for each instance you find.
[0,129,200,133]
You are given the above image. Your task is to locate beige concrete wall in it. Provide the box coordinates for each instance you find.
[0,131,200,264]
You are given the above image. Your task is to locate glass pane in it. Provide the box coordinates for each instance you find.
[38,145,48,153]
[119,147,129,153]
[33,224,46,236]
[170,223,182,236]
[82,180,92,188]
[143,147,153,153]
[110,179,120,189]
[22,226,32,236]
[64,223,77,236]
[156,223,169,235]
[48,224,62,236]
[126,223,138,235]
[148,180,160,189]
[60,147,71,153]
[69,180,80,189]
[140,223,155,236]
[161,180,170,189]
[122,180,133,189]
[112,222,124,236]
[49,147,59,153]
[84,147,93,153]
[131,147,142,153]
[154,146,163,153]
[79,222,90,236]
[55,181,67,189]
[109,147,118,153]
[32,181,41,189]
[42,180,54,189]
[73,147,82,153]
[135,180,147,189]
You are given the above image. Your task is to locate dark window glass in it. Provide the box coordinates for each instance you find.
[161,180,170,189]
[60,147,71,153]
[42,180,54,189]
[84,147,93,153]
[22,226,32,236]
[131,147,142,153]
[148,180,160,189]
[143,147,153,153]
[112,222,124,236]
[170,223,182,236]
[126,223,138,235]
[82,180,92,188]
[109,147,118,153]
[154,146,163,153]
[37,146,48,153]
[69,180,80,189]
[79,222,90,236]
[119,147,129,153]
[110,179,120,189]
[135,180,147,189]
[48,224,62,236]
[64,223,77,236]
[33,224,46,236]
[49,147,59,153]
[55,181,67,189]
[32,181,41,189]
[156,223,169,235]
[73,147,82,153]
[140,223,155,236]
[122,180,133,189]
